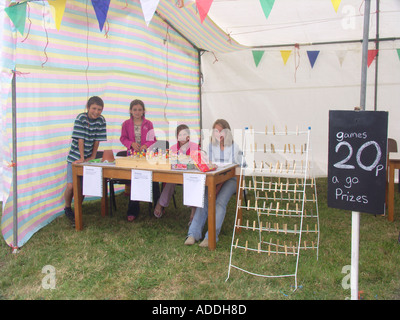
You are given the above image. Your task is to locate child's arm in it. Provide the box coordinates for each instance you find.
[74,139,85,163]
[88,140,100,161]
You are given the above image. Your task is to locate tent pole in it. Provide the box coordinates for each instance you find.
[198,49,203,132]
[11,70,18,253]
[374,0,380,111]
[250,36,399,50]
[351,0,371,301]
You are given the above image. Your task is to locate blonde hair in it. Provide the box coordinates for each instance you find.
[211,119,233,146]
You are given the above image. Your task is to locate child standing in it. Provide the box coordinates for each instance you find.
[120,99,159,221]
[153,124,199,219]
[64,96,107,225]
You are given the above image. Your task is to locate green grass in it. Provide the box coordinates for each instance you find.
[0,178,399,300]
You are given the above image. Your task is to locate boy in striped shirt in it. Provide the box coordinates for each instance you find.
[64,96,107,226]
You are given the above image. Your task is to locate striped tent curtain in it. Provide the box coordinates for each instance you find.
[1,0,242,248]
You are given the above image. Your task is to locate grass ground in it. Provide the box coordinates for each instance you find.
[0,178,399,301]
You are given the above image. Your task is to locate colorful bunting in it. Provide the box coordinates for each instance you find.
[252,50,265,67]
[49,0,67,31]
[4,2,27,36]
[307,50,320,68]
[196,0,213,23]
[280,50,292,65]
[91,0,111,31]
[259,0,275,20]
[140,0,160,26]
[331,0,341,13]
[367,49,378,67]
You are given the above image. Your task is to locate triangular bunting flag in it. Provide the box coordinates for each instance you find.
[252,50,265,67]
[140,0,160,26]
[331,0,341,13]
[259,0,275,20]
[91,0,111,31]
[5,2,27,36]
[280,50,292,65]
[367,49,378,67]
[196,0,213,23]
[336,50,347,67]
[49,0,67,30]
[307,50,320,68]
[396,49,400,61]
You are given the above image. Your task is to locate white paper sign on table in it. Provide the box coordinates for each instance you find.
[183,173,206,208]
[83,166,103,197]
[131,169,153,202]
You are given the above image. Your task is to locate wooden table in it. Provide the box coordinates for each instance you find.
[72,162,239,250]
[387,152,400,222]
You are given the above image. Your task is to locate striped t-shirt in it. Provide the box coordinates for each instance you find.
[67,112,107,163]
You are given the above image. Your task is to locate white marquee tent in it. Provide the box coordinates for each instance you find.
[0,0,399,247]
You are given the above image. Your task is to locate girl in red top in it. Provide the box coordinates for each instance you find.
[153,124,199,219]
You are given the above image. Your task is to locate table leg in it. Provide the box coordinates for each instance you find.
[72,166,83,231]
[236,176,243,233]
[388,164,395,222]
[207,177,217,250]
[101,178,108,217]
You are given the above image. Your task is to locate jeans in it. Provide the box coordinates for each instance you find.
[187,177,237,242]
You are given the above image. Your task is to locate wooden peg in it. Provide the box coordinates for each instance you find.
[245,240,248,251]
[285,125,287,135]
[258,242,261,253]
[235,238,239,248]
[246,220,249,229]
[294,224,297,235]
[284,244,288,256]
[247,200,250,211]
[304,241,307,250]
[253,220,256,231]
[265,125,268,135]
[276,202,280,215]
[264,143,266,153]
[273,125,276,135]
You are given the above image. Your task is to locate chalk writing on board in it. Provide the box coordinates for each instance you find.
[328,110,388,215]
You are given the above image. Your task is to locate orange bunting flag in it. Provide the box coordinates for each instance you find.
[280,50,292,65]
[367,49,378,67]
[196,0,213,23]
[252,50,265,67]
[49,0,67,30]
[331,0,342,13]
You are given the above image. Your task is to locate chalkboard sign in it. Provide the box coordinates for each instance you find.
[328,110,388,214]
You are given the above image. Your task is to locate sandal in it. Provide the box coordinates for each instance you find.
[153,202,165,218]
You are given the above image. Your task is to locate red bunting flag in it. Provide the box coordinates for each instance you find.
[367,49,378,67]
[196,0,213,23]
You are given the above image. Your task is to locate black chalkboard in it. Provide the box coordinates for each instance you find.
[328,110,388,214]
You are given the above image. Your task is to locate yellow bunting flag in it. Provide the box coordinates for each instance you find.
[331,0,341,13]
[280,50,292,65]
[49,0,67,30]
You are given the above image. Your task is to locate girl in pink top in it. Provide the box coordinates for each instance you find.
[154,124,199,219]
[120,99,156,153]
[120,99,159,221]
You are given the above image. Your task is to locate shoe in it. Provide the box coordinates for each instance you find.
[199,238,208,248]
[184,236,195,245]
[127,215,136,222]
[153,202,165,219]
[64,207,75,227]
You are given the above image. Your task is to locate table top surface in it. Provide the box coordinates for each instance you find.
[73,161,238,175]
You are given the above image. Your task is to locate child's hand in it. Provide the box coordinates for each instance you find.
[131,142,140,152]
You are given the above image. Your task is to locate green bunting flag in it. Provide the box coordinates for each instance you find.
[259,0,275,20]
[5,2,27,36]
[252,50,265,67]
[397,49,400,61]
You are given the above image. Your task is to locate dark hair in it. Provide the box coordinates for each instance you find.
[130,99,145,115]
[176,124,190,138]
[86,96,104,109]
